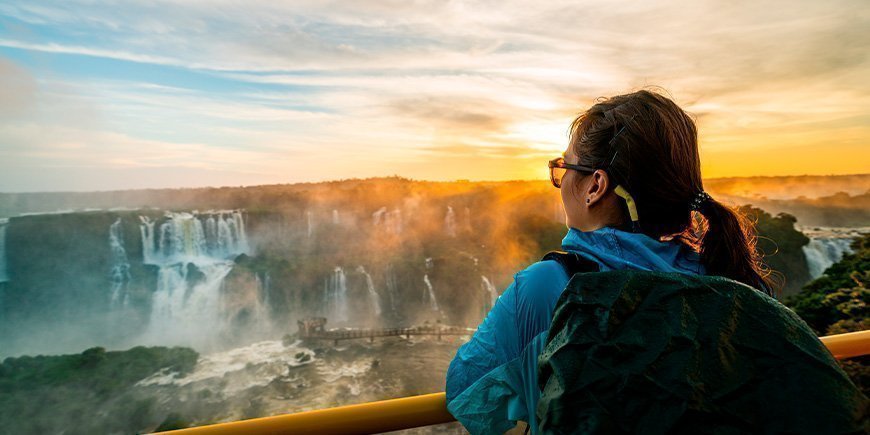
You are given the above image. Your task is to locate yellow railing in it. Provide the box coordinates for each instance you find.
[158,330,870,435]
[819,329,870,360]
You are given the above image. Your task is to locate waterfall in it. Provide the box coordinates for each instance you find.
[307,211,313,239]
[332,209,340,225]
[145,262,234,347]
[246,272,273,334]
[385,264,399,314]
[445,206,457,237]
[324,267,349,323]
[0,218,8,283]
[423,274,439,311]
[373,207,402,234]
[139,216,156,265]
[109,218,132,307]
[481,276,499,308]
[143,211,249,265]
[356,266,381,316]
[422,257,438,311]
[372,207,387,226]
[803,238,854,279]
[139,210,251,348]
[232,211,250,254]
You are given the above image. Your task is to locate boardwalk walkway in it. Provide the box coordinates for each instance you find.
[297,318,474,345]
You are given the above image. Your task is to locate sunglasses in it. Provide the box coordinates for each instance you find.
[548,157,597,188]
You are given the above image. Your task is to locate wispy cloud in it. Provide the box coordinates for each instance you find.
[0,0,868,191]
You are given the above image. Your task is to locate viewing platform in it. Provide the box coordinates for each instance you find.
[296,317,475,345]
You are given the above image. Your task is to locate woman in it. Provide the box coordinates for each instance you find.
[444,89,781,433]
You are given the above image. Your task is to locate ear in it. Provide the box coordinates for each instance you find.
[585,169,611,205]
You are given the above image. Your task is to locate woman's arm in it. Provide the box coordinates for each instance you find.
[446,278,520,402]
[445,261,571,434]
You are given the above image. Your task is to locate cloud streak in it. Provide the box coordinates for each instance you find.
[0,0,868,191]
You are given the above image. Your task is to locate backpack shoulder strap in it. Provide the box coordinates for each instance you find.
[541,250,600,277]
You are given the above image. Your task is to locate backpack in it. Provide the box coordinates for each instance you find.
[535,251,868,434]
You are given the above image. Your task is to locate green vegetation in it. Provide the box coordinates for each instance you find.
[786,233,869,395]
[738,205,812,296]
[0,346,198,435]
[786,233,869,335]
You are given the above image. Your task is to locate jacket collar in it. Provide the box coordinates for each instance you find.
[561,226,705,275]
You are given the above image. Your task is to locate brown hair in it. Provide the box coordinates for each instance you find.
[568,88,782,297]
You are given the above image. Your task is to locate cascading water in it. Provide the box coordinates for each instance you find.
[481,276,499,310]
[422,258,439,312]
[385,264,399,314]
[139,210,252,348]
[373,207,403,235]
[803,236,855,279]
[372,207,386,226]
[332,210,340,225]
[324,267,349,323]
[109,218,131,307]
[445,206,457,237]
[0,218,8,283]
[139,216,156,264]
[356,266,381,316]
[307,211,313,239]
[423,275,439,312]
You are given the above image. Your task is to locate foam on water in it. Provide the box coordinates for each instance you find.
[137,340,314,393]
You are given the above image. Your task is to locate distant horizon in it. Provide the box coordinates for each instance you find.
[1,172,868,195]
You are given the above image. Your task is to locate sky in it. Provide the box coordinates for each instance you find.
[0,0,868,192]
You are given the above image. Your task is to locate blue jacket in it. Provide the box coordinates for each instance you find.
[445,226,706,434]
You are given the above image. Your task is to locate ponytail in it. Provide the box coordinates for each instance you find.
[696,199,783,298]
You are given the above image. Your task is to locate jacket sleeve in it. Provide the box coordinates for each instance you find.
[445,278,520,402]
[444,261,571,434]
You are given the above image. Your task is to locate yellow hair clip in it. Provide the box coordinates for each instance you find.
[614,185,641,232]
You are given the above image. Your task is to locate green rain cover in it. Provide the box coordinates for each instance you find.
[536,270,868,434]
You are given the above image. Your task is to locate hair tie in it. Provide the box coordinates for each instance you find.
[689,190,712,211]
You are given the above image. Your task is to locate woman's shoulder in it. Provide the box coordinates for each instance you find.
[516,259,571,284]
[510,259,574,332]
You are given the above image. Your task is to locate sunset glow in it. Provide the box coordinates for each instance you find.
[0,1,867,192]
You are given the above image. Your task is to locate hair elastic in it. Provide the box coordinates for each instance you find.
[689,190,712,211]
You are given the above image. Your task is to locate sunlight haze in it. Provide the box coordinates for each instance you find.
[0,0,868,191]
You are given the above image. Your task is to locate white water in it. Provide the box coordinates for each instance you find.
[145,262,234,347]
[423,274,439,311]
[307,211,313,239]
[108,218,131,307]
[800,227,865,279]
[481,276,499,307]
[356,266,381,316]
[332,209,340,225]
[137,340,315,394]
[803,238,854,279]
[138,211,252,348]
[0,218,8,283]
[445,206,457,237]
[324,267,349,323]
[140,211,249,265]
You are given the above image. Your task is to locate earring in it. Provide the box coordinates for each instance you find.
[585,198,591,204]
